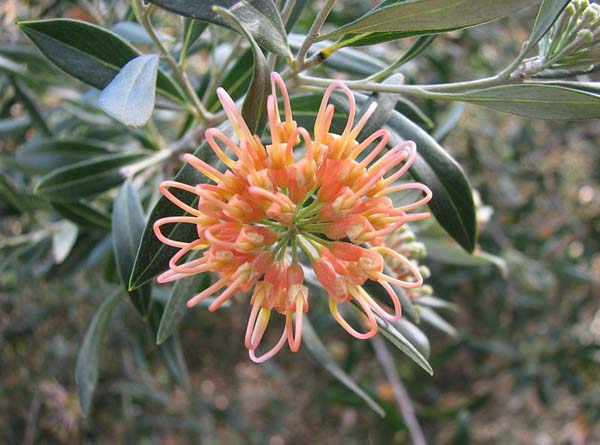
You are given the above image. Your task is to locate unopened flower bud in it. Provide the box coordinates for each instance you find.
[577,28,595,42]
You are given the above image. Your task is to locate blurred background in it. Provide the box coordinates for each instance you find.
[1,1,599,444]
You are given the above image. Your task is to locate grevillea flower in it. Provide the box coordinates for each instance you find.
[154,73,432,362]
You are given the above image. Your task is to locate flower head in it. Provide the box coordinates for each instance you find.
[154,73,432,362]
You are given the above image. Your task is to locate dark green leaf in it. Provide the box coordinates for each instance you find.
[35,151,147,202]
[18,19,184,103]
[98,54,159,127]
[525,0,570,51]
[53,201,112,231]
[75,290,122,416]
[214,6,269,135]
[17,138,112,173]
[147,0,290,58]
[157,270,209,344]
[321,0,538,46]
[443,84,600,120]
[302,316,385,416]
[130,135,223,289]
[113,181,153,318]
[387,111,477,252]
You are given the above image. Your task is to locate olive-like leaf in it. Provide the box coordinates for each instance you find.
[353,88,476,252]
[394,318,431,358]
[75,290,122,416]
[17,138,112,173]
[419,307,457,337]
[147,0,290,58]
[302,316,385,417]
[113,181,153,318]
[18,19,184,103]
[440,84,600,120]
[319,0,538,44]
[111,21,173,46]
[98,55,159,127]
[53,201,112,231]
[387,111,477,252]
[214,6,269,135]
[525,0,571,51]
[35,152,147,202]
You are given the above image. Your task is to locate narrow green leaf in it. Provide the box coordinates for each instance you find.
[53,201,112,231]
[180,19,208,63]
[320,0,538,42]
[432,102,465,142]
[302,316,385,417]
[17,138,112,173]
[419,307,457,337]
[52,220,79,263]
[525,0,570,51]
[442,84,600,120]
[18,19,184,103]
[157,270,209,344]
[392,34,437,67]
[129,133,224,289]
[414,296,458,311]
[421,237,507,275]
[99,54,159,127]
[394,318,431,358]
[387,111,477,252]
[375,315,434,375]
[147,0,290,58]
[35,152,147,202]
[111,21,173,45]
[214,6,269,135]
[75,290,122,416]
[112,181,153,318]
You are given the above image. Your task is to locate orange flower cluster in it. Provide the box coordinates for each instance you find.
[154,73,432,362]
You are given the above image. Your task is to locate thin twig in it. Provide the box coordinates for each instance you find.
[131,0,213,122]
[295,0,336,69]
[371,335,427,445]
